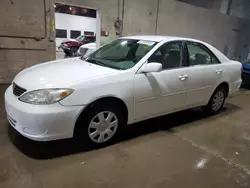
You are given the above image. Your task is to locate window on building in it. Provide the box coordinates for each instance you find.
[56,29,67,38]
[71,30,81,39]
[84,31,95,36]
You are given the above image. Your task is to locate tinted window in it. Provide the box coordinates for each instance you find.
[76,35,85,42]
[71,30,81,39]
[56,29,67,38]
[86,37,96,43]
[148,42,182,70]
[186,42,219,66]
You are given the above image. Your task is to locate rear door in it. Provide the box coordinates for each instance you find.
[184,41,224,107]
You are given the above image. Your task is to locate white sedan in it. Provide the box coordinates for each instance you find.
[77,42,96,57]
[5,36,242,146]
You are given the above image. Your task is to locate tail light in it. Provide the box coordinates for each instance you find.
[240,66,243,71]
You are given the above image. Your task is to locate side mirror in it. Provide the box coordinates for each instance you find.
[139,62,162,73]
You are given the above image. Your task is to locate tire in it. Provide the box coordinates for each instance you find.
[70,47,79,57]
[202,86,226,115]
[74,101,125,147]
[64,50,70,56]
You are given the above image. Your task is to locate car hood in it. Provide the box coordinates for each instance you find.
[13,58,119,90]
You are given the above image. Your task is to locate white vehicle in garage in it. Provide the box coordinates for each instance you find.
[77,42,96,57]
[5,36,242,146]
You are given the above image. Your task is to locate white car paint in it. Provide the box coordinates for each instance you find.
[77,43,96,57]
[4,35,242,142]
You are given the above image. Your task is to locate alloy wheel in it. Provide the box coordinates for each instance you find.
[212,90,225,112]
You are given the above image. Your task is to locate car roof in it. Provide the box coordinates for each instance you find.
[121,35,204,43]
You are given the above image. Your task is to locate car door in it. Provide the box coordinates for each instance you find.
[134,41,189,121]
[184,41,224,107]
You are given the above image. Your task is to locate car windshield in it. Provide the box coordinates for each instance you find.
[76,35,85,42]
[83,39,157,70]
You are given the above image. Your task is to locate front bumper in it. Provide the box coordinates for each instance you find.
[4,86,83,141]
[60,44,70,52]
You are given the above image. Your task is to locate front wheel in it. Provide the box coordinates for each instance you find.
[74,102,125,147]
[70,47,79,57]
[202,87,226,115]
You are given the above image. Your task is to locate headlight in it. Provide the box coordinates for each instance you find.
[19,89,73,105]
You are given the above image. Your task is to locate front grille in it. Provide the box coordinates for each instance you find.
[13,83,27,96]
[80,48,88,55]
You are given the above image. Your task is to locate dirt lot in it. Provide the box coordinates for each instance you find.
[0,84,250,188]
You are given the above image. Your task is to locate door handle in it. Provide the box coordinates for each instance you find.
[216,69,223,74]
[179,75,188,81]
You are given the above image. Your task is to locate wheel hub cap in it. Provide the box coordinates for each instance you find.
[212,91,224,112]
[88,111,118,143]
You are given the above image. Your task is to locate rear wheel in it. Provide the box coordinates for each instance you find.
[202,86,226,115]
[74,101,125,147]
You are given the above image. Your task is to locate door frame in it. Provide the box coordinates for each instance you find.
[54,2,101,50]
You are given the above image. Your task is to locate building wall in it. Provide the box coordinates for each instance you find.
[0,0,55,83]
[157,0,243,58]
[122,0,158,36]
[230,0,250,20]
[1,0,250,83]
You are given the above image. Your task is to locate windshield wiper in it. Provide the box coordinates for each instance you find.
[86,59,125,70]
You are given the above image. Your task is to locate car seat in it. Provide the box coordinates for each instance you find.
[163,50,180,69]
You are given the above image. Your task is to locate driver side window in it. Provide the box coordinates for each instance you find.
[148,42,183,70]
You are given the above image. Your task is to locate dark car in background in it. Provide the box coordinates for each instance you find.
[59,35,96,56]
[241,59,250,84]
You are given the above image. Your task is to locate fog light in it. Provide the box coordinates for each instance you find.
[23,128,47,136]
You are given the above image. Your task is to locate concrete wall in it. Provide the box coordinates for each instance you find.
[157,0,243,58]
[0,0,55,83]
[176,0,217,9]
[122,0,158,36]
[230,0,250,20]
[1,0,250,83]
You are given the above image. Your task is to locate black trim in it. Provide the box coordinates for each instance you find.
[13,83,27,96]
[182,41,189,67]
